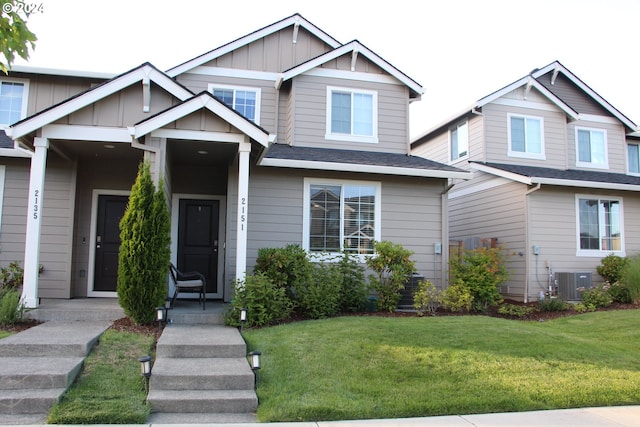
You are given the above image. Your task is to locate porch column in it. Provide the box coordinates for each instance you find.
[235,140,251,284]
[22,137,49,308]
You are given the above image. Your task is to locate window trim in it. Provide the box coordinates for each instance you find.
[302,177,381,262]
[507,113,545,160]
[0,77,29,127]
[449,120,469,163]
[325,86,378,144]
[207,83,261,125]
[575,127,608,169]
[575,194,625,257]
[627,142,640,176]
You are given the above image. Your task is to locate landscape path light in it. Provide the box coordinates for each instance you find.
[138,355,152,394]
[240,308,247,332]
[248,350,261,387]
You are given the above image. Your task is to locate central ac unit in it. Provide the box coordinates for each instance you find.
[554,272,593,301]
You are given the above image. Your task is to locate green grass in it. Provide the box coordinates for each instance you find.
[0,330,11,339]
[243,310,640,422]
[47,329,155,424]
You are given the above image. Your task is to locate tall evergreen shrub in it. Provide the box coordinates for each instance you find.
[117,162,171,324]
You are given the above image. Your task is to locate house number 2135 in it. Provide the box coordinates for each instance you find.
[240,197,246,230]
[33,189,40,220]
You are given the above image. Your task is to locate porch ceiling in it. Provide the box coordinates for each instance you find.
[168,139,239,166]
[49,139,141,162]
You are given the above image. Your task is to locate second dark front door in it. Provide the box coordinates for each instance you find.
[94,195,128,292]
[177,199,219,295]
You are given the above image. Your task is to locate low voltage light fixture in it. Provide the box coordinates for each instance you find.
[156,306,169,333]
[138,355,152,393]
[240,308,247,332]
[248,350,261,386]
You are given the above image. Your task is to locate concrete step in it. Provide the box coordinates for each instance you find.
[156,325,246,358]
[150,357,255,390]
[0,413,48,425]
[147,389,258,414]
[0,388,65,414]
[0,321,111,357]
[0,357,84,390]
[168,310,225,325]
[147,412,258,423]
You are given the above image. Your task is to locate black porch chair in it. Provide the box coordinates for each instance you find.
[169,263,206,310]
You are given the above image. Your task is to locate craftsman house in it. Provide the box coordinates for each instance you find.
[2,14,469,307]
[412,61,640,302]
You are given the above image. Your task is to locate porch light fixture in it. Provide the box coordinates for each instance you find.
[248,350,261,386]
[240,308,247,332]
[138,355,152,393]
[103,144,115,149]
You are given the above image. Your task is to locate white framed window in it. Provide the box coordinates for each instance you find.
[576,195,624,256]
[450,121,468,162]
[325,86,378,144]
[303,178,381,260]
[507,114,544,159]
[0,78,29,127]
[576,127,607,169]
[208,84,261,124]
[627,143,639,175]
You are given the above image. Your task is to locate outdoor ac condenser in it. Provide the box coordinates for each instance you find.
[554,272,593,301]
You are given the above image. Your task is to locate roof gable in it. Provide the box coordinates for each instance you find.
[167,14,341,77]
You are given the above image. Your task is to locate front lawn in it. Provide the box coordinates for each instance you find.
[242,310,640,422]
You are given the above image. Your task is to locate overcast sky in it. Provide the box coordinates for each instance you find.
[12,0,640,138]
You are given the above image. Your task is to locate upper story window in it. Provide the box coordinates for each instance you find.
[0,78,29,127]
[507,114,544,160]
[208,84,260,124]
[576,195,623,256]
[628,143,640,175]
[303,178,381,259]
[326,86,378,144]
[450,121,468,162]
[576,127,607,169]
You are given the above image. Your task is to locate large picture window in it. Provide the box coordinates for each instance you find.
[576,196,623,255]
[508,114,544,159]
[304,179,380,257]
[0,79,28,126]
[208,84,260,124]
[326,86,377,143]
[576,127,607,168]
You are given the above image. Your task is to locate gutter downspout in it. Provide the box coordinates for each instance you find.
[440,180,456,289]
[523,182,542,303]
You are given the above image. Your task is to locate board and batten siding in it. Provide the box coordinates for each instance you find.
[291,74,409,154]
[449,175,527,298]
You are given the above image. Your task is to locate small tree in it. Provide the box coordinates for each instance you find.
[366,240,415,312]
[117,162,171,324]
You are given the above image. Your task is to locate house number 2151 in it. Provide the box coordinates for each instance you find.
[33,189,40,220]
[240,197,246,230]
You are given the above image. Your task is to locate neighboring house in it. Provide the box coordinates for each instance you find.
[2,14,469,308]
[412,61,640,302]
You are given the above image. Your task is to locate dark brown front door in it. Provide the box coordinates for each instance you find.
[94,195,128,292]
[177,199,219,294]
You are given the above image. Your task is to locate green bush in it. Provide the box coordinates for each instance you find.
[225,273,294,328]
[450,246,508,311]
[440,280,473,313]
[497,303,536,318]
[255,244,312,296]
[620,255,640,304]
[413,280,440,316]
[579,285,613,310]
[537,297,570,312]
[366,241,416,312]
[607,281,632,304]
[0,289,23,325]
[0,261,23,290]
[294,262,341,319]
[336,252,368,313]
[596,254,628,285]
[117,162,171,325]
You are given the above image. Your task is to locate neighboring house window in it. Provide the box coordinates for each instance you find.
[627,143,639,174]
[450,121,468,162]
[303,179,381,258]
[576,195,623,255]
[576,127,607,168]
[507,114,544,159]
[0,79,29,127]
[208,84,260,124]
[326,86,378,143]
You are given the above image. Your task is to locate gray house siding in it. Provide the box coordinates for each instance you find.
[0,159,30,266]
[536,72,611,117]
[566,119,627,174]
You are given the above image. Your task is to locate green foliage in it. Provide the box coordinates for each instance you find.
[117,162,171,325]
[449,246,508,311]
[412,280,440,316]
[606,281,631,304]
[225,273,294,328]
[0,289,22,324]
[596,254,628,285]
[579,285,613,311]
[537,297,570,312]
[497,303,535,318]
[255,244,312,295]
[366,240,415,312]
[0,1,37,73]
[294,262,341,319]
[620,255,640,304]
[574,302,592,313]
[440,279,473,312]
[335,251,368,313]
[0,261,23,290]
